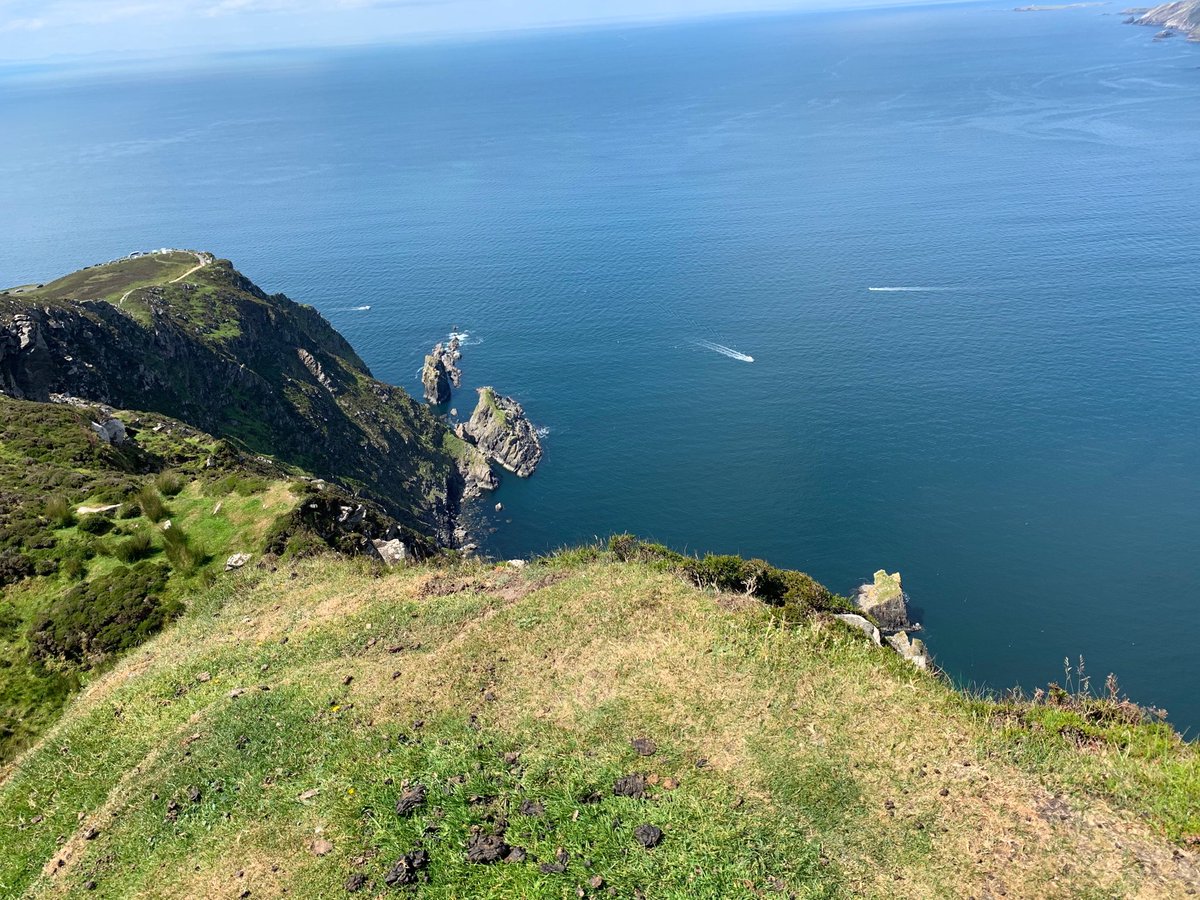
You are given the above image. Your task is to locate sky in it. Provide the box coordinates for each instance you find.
[0,0,889,64]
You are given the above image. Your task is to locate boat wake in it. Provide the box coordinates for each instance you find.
[867,286,951,293]
[694,339,754,363]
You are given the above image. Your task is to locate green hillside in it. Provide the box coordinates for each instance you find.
[1,551,1197,898]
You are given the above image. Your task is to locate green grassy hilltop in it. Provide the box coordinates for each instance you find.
[1,552,1197,898]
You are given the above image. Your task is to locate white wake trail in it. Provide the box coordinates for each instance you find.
[694,339,754,363]
[867,286,952,293]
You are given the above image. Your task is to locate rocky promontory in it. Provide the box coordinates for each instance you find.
[1126,0,1200,38]
[458,387,543,478]
[855,569,910,631]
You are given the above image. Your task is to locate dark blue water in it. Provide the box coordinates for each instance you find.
[3,4,1199,729]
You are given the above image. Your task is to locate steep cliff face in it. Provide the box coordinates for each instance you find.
[0,257,489,545]
[1131,1,1200,37]
[460,387,543,478]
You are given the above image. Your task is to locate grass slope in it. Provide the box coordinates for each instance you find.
[0,395,301,760]
[1,556,1196,898]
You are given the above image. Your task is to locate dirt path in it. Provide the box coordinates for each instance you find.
[118,251,209,308]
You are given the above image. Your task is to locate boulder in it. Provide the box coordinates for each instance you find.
[887,631,930,670]
[225,552,252,570]
[460,387,543,478]
[90,418,127,445]
[855,570,909,631]
[372,538,408,567]
[833,613,881,647]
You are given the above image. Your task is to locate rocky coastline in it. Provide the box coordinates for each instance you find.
[836,569,930,670]
[1123,1,1200,40]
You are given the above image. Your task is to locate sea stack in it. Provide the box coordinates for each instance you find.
[460,386,543,477]
[855,570,910,632]
[420,337,462,404]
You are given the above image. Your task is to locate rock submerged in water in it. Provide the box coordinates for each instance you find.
[459,387,542,478]
[855,570,910,632]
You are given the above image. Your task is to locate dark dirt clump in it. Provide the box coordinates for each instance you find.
[613,774,647,799]
[518,799,544,817]
[634,824,663,849]
[343,872,367,893]
[539,847,570,874]
[466,831,510,864]
[383,850,429,887]
[631,737,657,756]
[395,784,427,817]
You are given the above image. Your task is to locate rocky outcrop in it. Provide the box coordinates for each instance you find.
[458,387,542,478]
[371,538,408,566]
[0,258,472,547]
[887,631,930,670]
[834,614,882,647]
[90,418,127,445]
[420,337,461,404]
[1129,1,1200,38]
[855,570,910,632]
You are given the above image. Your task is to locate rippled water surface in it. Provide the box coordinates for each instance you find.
[3,4,1199,727]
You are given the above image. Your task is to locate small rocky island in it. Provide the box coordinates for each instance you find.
[457,387,543,477]
[420,337,543,482]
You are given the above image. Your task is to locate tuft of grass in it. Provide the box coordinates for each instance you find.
[161,524,203,575]
[43,496,75,528]
[137,486,168,523]
[153,471,185,497]
[112,530,153,564]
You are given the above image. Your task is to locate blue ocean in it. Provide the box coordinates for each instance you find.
[3,3,1198,728]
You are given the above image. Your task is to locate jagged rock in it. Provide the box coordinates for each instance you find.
[297,348,336,394]
[855,570,909,632]
[90,418,127,444]
[887,631,930,670]
[833,614,882,647]
[460,387,542,478]
[372,538,408,567]
[421,337,462,404]
[225,552,252,570]
[421,353,451,404]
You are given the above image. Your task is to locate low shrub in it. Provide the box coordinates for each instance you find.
[77,515,114,536]
[27,562,176,663]
[604,534,847,617]
[0,550,35,588]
